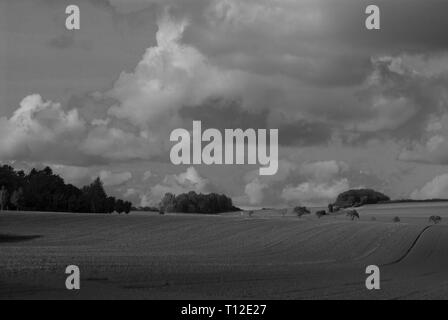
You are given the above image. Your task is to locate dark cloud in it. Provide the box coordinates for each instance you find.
[279,120,334,147]
[179,98,268,130]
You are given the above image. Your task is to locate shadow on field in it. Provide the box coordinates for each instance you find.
[0,234,42,243]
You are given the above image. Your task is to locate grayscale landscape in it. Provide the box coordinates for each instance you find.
[2,0,448,301]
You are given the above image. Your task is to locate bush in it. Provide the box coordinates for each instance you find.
[429,216,442,224]
[393,216,401,223]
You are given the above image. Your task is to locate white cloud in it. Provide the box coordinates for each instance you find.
[0,94,85,163]
[80,125,160,161]
[244,178,268,205]
[280,160,350,206]
[50,164,90,186]
[399,113,448,165]
[411,174,448,200]
[107,11,242,128]
[281,179,349,206]
[124,188,138,198]
[142,167,210,206]
[0,94,163,165]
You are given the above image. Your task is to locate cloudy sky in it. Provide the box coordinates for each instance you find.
[2,0,448,208]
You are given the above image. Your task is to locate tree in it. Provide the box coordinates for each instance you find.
[393,216,401,223]
[105,197,117,214]
[124,201,132,214]
[160,193,176,213]
[316,210,327,219]
[0,185,8,211]
[115,199,125,214]
[82,178,107,213]
[10,188,24,211]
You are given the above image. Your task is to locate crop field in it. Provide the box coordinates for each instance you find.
[1,203,448,300]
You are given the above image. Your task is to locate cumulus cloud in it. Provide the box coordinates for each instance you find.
[50,164,90,186]
[5,7,446,171]
[411,174,448,200]
[280,160,350,206]
[399,113,448,165]
[244,178,268,205]
[238,159,351,207]
[299,160,348,183]
[98,170,133,187]
[281,179,349,207]
[0,94,163,165]
[344,54,448,136]
[106,10,243,128]
[0,94,86,163]
[80,125,160,162]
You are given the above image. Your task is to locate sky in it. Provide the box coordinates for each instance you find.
[1,0,448,208]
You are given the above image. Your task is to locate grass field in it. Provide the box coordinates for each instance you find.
[1,203,448,299]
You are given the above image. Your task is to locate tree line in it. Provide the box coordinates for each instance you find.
[0,165,132,214]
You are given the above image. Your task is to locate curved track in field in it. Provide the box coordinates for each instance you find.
[1,212,448,299]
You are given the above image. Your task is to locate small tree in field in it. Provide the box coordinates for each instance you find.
[346,210,360,221]
[316,210,327,219]
[429,216,442,225]
[393,216,401,223]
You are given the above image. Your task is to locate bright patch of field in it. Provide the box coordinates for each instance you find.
[0,205,447,299]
